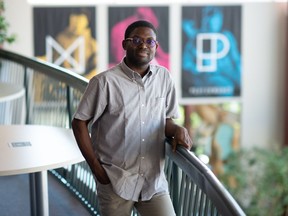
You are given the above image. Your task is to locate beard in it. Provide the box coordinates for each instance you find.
[126,48,155,67]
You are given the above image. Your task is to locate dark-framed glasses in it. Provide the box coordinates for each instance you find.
[125,36,158,48]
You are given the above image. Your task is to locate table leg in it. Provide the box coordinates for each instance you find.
[29,173,37,216]
[29,171,49,216]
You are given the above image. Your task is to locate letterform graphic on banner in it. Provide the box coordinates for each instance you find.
[108,7,170,70]
[181,6,242,98]
[33,7,97,79]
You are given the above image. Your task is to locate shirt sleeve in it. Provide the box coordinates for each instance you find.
[73,75,107,124]
[165,73,180,119]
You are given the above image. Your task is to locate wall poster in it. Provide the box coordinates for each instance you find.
[108,7,170,70]
[33,7,97,79]
[181,6,242,98]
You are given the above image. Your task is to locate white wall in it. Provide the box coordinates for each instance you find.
[4,0,33,56]
[242,3,287,148]
[3,0,287,149]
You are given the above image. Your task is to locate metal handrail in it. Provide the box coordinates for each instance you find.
[0,49,88,92]
[166,140,245,216]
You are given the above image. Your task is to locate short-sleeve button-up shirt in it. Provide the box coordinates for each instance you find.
[74,59,179,201]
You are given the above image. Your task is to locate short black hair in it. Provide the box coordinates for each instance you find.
[124,20,157,39]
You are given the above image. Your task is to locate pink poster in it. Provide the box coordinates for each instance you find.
[108,7,169,70]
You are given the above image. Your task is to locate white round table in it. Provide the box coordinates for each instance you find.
[0,82,25,124]
[0,82,25,103]
[0,125,84,216]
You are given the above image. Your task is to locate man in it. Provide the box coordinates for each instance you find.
[72,20,192,216]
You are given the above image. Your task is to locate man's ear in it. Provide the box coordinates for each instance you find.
[122,40,127,50]
[156,42,159,50]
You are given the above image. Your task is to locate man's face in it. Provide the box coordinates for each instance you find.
[123,27,158,67]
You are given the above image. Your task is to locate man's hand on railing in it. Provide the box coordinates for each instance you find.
[165,118,193,152]
[171,125,193,152]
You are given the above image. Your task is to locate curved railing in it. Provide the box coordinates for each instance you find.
[0,49,245,216]
[165,140,245,215]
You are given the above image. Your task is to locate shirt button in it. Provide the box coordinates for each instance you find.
[140,173,144,176]
[141,157,145,159]
[142,139,145,142]
[142,121,145,124]
[141,104,145,107]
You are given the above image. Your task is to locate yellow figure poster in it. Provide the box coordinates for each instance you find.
[33,7,97,79]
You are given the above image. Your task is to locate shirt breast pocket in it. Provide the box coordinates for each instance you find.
[151,97,165,116]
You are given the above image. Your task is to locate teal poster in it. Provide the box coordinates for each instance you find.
[182,6,242,98]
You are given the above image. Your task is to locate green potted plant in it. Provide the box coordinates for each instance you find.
[0,0,16,45]
[219,146,288,216]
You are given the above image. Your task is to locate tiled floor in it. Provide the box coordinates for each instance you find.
[0,173,91,216]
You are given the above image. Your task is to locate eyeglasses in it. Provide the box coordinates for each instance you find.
[125,37,158,48]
